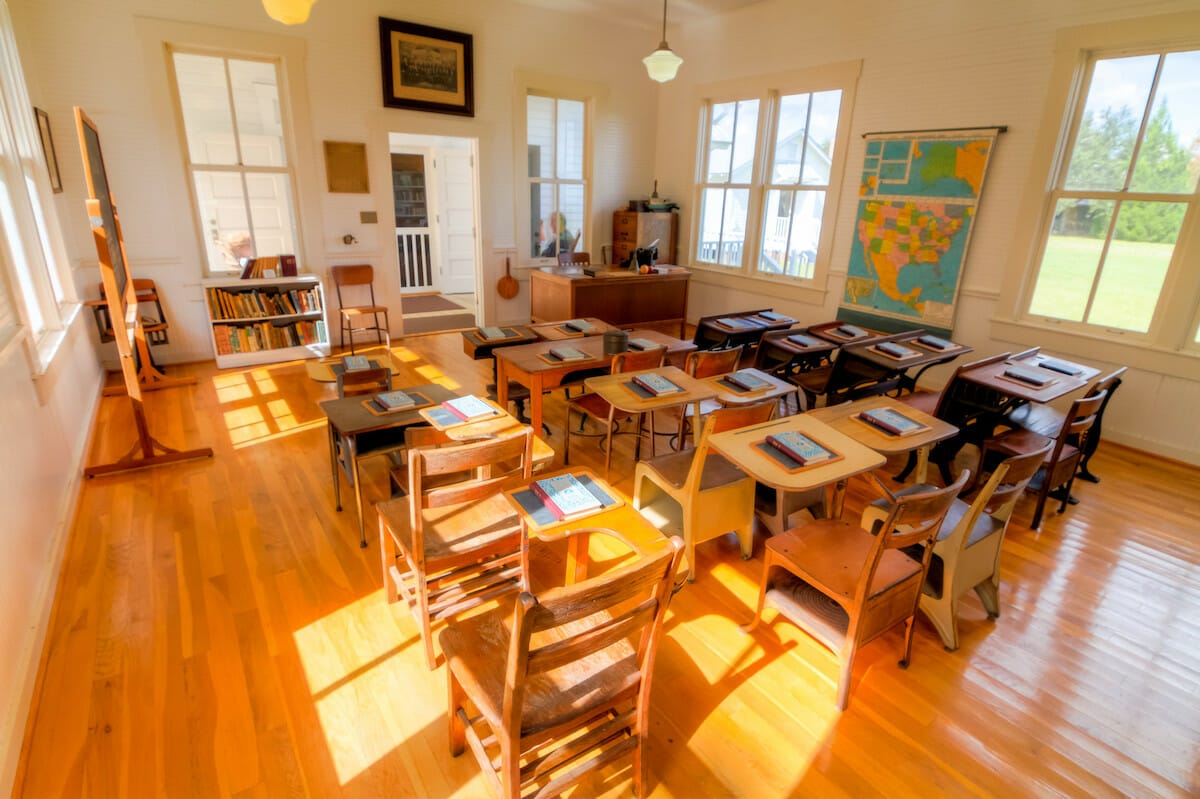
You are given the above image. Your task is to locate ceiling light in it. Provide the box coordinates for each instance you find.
[262,0,316,25]
[643,0,683,83]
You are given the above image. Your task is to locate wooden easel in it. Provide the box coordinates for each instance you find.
[87,279,198,395]
[76,107,213,477]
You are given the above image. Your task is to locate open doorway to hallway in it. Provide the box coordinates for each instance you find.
[388,132,480,335]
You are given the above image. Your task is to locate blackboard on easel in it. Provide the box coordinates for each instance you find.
[76,107,212,477]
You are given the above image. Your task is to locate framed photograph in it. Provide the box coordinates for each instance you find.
[34,107,63,193]
[379,17,474,117]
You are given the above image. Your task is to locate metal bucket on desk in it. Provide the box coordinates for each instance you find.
[603,329,628,355]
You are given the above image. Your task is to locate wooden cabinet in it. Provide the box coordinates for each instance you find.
[203,275,331,368]
[530,266,690,338]
[612,211,677,266]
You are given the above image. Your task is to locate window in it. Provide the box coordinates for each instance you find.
[695,83,847,281]
[527,93,587,261]
[1025,47,1200,338]
[169,49,299,275]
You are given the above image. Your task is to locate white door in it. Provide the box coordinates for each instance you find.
[436,150,477,296]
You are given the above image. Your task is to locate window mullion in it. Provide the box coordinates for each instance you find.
[1120,54,1165,192]
[1081,198,1122,324]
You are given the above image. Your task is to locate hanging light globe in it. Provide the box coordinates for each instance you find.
[262,0,316,25]
[643,0,683,83]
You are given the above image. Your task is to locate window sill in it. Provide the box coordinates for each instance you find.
[989,316,1200,382]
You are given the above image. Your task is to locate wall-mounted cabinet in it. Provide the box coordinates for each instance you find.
[203,275,330,368]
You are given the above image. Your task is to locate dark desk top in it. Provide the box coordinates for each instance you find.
[320,382,455,436]
[961,352,1095,403]
[461,326,537,360]
[844,331,973,371]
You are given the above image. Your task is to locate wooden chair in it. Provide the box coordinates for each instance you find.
[790,333,911,409]
[634,399,776,582]
[861,446,1048,650]
[376,426,534,669]
[440,530,684,799]
[331,264,390,354]
[744,470,969,710]
[977,389,1107,530]
[336,365,391,398]
[556,250,592,265]
[1006,366,1126,483]
[660,345,743,449]
[333,365,400,486]
[563,348,666,478]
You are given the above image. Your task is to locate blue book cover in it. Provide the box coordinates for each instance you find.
[874,341,920,359]
[787,333,821,348]
[726,369,771,392]
[633,372,683,396]
[375,390,415,410]
[916,334,955,351]
[832,324,867,339]
[859,407,924,436]
[564,319,594,332]
[532,473,602,519]
[766,431,834,465]
[342,355,370,371]
[1004,365,1053,387]
[549,345,589,361]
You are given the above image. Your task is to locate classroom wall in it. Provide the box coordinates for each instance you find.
[653,0,1200,464]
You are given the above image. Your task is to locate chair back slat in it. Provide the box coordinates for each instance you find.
[686,346,742,379]
[331,264,375,287]
[875,470,971,553]
[409,427,533,509]
[526,599,657,675]
[708,399,776,436]
[984,443,1052,514]
[613,348,665,373]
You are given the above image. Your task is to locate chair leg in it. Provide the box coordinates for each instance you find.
[1030,479,1049,531]
[563,406,573,464]
[898,613,916,669]
[975,578,1000,620]
[836,644,857,711]
[448,669,467,756]
[893,451,918,482]
[742,555,776,633]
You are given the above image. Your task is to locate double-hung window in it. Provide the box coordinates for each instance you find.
[1025,47,1200,342]
[526,93,587,262]
[169,49,300,275]
[694,73,851,283]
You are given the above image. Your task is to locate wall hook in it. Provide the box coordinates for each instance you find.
[342,233,357,245]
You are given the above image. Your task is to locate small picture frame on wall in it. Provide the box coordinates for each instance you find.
[34,107,63,193]
[378,17,474,117]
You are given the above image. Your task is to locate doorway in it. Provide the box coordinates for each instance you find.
[388,133,480,334]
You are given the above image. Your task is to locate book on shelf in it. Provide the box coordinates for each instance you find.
[530,473,602,520]
[829,324,867,339]
[478,326,509,341]
[787,333,822,348]
[632,372,683,396]
[549,345,590,362]
[1037,357,1084,376]
[725,369,772,392]
[1003,365,1054,387]
[766,430,835,465]
[442,394,499,422]
[872,341,921,359]
[342,355,371,371]
[375,390,416,410]
[279,254,297,277]
[756,310,791,322]
[563,319,595,333]
[858,407,926,436]
[916,334,955,351]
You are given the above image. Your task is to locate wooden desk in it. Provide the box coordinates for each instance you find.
[808,320,883,345]
[529,318,616,341]
[703,368,797,408]
[708,415,886,529]
[809,395,958,484]
[529,265,691,337]
[460,326,537,360]
[961,351,1096,411]
[693,309,795,352]
[842,332,973,395]
[494,331,696,435]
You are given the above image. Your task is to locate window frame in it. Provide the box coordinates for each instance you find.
[164,46,303,278]
[520,86,592,267]
[688,61,860,299]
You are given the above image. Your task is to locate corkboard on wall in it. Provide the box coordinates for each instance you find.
[324,141,370,193]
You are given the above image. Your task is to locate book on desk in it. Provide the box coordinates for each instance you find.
[375,390,417,410]
[724,369,772,392]
[766,430,836,465]
[1002,364,1055,387]
[915,334,955,352]
[715,316,764,331]
[826,324,868,340]
[531,473,603,520]
[857,407,927,436]
[478,326,516,341]
[549,345,590,361]
[1037,357,1084,376]
[787,333,823,348]
[343,354,371,371]
[633,372,684,397]
[627,337,661,351]
[871,341,922,360]
[563,319,595,333]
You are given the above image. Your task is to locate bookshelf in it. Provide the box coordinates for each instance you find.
[203,275,330,368]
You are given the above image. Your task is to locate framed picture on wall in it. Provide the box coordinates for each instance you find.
[378,17,474,117]
[34,107,63,193]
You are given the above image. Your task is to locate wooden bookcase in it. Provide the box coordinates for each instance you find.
[612,211,677,266]
[203,275,330,368]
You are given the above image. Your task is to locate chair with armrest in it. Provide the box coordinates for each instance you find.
[563,348,666,478]
[376,425,534,669]
[332,264,391,355]
[440,531,684,799]
[978,389,1107,530]
[860,445,1048,649]
[744,470,970,710]
[634,399,776,582]
[1006,366,1126,483]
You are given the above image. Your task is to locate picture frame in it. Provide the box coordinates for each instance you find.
[378,17,474,117]
[34,107,63,193]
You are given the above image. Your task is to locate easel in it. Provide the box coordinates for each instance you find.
[76,107,213,477]
[86,278,197,396]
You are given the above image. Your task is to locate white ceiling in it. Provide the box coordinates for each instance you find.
[510,0,768,31]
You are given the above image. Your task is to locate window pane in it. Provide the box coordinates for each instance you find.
[698,188,749,266]
[706,102,737,182]
[0,173,44,331]
[556,99,584,180]
[1129,50,1200,194]
[803,90,841,186]
[531,183,554,258]
[730,100,759,183]
[527,95,554,179]
[771,94,810,185]
[707,99,758,183]
[228,59,285,167]
[1089,201,1180,331]
[558,183,584,254]
[173,53,237,166]
[1029,198,1114,320]
[759,189,823,278]
[193,170,250,272]
[246,173,297,258]
[1063,55,1157,191]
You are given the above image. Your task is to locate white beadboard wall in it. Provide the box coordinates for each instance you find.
[654,0,1200,464]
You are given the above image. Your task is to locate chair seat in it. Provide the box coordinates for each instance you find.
[983,428,1055,459]
[768,520,923,602]
[640,449,748,492]
[441,604,639,735]
[1007,403,1064,438]
[386,492,521,561]
[567,392,616,422]
[341,305,388,317]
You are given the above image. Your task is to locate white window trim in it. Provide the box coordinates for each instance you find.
[995,10,1200,381]
[687,60,861,306]
[511,71,605,270]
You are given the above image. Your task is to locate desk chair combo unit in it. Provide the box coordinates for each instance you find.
[332,264,390,354]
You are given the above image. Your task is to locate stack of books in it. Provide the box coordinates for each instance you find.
[766,431,835,465]
[857,407,925,436]
[633,372,683,396]
[531,473,603,521]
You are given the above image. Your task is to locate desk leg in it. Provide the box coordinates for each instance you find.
[329,424,342,512]
[350,438,367,548]
[915,445,930,484]
[566,531,590,585]
[496,359,510,412]
[529,376,545,436]
[830,478,849,519]
[691,401,704,448]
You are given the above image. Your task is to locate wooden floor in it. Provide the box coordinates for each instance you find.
[14,332,1200,798]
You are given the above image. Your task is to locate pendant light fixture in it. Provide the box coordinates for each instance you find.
[262,0,316,25]
[643,0,683,83]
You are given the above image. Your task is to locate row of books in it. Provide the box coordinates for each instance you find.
[212,319,327,355]
[207,286,322,321]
